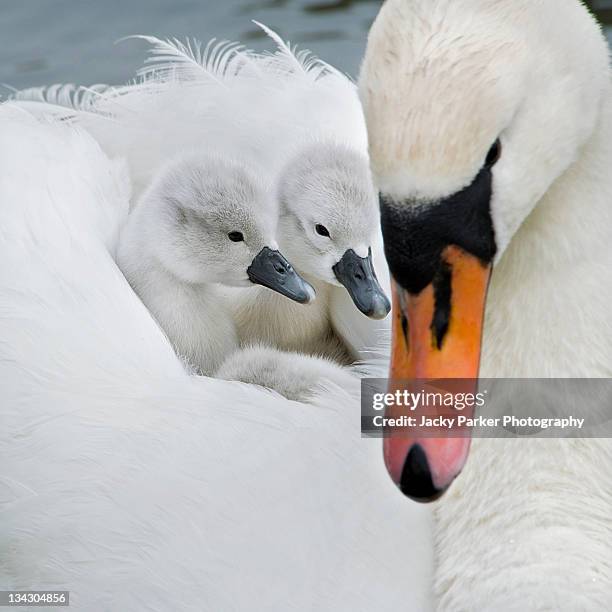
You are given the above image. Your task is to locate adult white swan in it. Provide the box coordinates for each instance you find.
[0,106,433,609]
[360,0,612,608]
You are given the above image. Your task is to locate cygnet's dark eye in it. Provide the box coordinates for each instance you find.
[315,224,330,238]
[228,231,244,242]
[485,139,502,168]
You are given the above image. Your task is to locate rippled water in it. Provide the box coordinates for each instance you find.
[1,0,381,92]
[2,1,611,93]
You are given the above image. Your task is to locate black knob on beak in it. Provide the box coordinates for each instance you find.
[399,445,448,503]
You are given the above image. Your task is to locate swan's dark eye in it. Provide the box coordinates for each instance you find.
[315,224,330,238]
[485,139,502,168]
[228,231,244,242]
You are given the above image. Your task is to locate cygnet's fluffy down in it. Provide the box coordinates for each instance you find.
[217,345,357,403]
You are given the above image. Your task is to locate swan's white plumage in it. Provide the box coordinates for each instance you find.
[0,106,432,610]
[360,0,612,608]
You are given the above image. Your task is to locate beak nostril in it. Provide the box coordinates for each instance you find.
[401,313,409,346]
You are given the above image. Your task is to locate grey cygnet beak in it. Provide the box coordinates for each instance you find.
[332,247,391,319]
[247,247,315,304]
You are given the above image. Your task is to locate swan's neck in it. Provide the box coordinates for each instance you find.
[482,87,612,377]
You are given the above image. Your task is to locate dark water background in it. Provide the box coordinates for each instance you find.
[0,0,381,92]
[1,0,611,92]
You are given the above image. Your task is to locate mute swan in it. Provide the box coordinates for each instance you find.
[360,0,612,607]
[116,151,314,375]
[0,104,433,610]
[11,26,391,362]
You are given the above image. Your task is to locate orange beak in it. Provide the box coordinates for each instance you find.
[385,245,492,501]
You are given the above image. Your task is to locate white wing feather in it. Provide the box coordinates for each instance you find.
[9,83,115,120]
[12,83,111,109]
[253,21,341,80]
[129,35,249,83]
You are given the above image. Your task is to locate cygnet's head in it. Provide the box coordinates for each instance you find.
[277,142,390,319]
[140,154,315,303]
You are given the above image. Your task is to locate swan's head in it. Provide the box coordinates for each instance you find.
[141,154,315,303]
[278,142,390,319]
[359,0,610,500]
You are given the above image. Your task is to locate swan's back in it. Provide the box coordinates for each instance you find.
[0,104,431,610]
